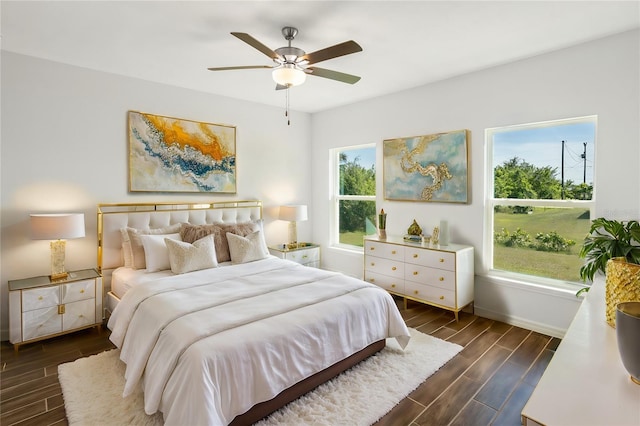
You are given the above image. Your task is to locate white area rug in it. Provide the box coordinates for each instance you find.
[58,329,461,426]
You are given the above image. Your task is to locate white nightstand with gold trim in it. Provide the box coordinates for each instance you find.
[269,243,320,268]
[8,268,103,351]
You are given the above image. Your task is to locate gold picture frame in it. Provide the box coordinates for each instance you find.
[383,129,470,203]
[128,111,236,193]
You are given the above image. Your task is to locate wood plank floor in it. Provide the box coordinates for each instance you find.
[1,299,560,426]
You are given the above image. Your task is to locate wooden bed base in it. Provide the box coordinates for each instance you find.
[230,339,386,425]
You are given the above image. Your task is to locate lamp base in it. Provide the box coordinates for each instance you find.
[50,272,69,281]
[50,239,68,281]
[287,221,298,249]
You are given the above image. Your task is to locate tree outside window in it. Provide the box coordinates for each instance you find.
[332,145,376,248]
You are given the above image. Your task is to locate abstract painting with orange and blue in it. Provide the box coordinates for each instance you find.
[128,111,236,193]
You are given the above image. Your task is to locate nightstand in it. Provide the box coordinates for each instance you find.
[269,243,320,268]
[8,268,103,350]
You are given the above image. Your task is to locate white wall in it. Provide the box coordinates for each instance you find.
[311,30,640,337]
[0,52,313,339]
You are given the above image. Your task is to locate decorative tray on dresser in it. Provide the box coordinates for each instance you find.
[364,235,474,320]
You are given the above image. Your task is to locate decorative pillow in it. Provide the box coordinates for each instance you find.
[180,222,259,263]
[120,224,181,269]
[139,233,182,272]
[226,231,269,264]
[165,235,218,274]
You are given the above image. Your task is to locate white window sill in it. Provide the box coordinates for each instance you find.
[479,270,589,301]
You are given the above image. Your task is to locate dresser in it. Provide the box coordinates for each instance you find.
[268,243,320,268]
[364,236,474,320]
[8,268,103,350]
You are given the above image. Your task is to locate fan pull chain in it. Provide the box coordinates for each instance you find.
[285,88,291,125]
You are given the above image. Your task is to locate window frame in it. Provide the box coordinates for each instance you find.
[484,116,597,288]
[330,143,377,251]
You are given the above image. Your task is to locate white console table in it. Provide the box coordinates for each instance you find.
[521,277,640,425]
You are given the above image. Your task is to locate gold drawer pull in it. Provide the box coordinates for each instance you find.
[413,271,418,276]
[413,254,418,258]
[80,289,85,293]
[439,295,445,300]
[439,277,445,281]
[391,284,396,288]
[370,247,375,250]
[414,290,419,295]
[391,250,397,254]
[391,266,397,271]
[439,258,445,263]
[370,262,375,266]
[38,296,43,301]
[302,255,308,259]
[58,305,65,314]
[369,278,375,283]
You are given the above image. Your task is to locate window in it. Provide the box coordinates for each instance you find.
[331,144,376,248]
[486,116,596,285]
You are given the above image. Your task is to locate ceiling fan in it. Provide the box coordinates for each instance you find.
[208,26,363,90]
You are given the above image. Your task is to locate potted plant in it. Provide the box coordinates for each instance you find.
[579,218,640,326]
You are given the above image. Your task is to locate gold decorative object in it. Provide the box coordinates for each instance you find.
[432,226,440,245]
[407,219,422,236]
[605,258,640,327]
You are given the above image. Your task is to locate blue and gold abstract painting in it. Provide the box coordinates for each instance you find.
[383,129,469,203]
[128,111,236,193]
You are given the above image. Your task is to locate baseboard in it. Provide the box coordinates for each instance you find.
[474,305,567,339]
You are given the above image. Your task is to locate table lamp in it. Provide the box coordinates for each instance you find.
[30,213,85,280]
[278,205,308,249]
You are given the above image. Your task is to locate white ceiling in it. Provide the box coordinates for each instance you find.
[2,1,639,113]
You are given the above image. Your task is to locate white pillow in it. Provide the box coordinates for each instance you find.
[226,231,269,264]
[165,235,218,274]
[120,224,182,269]
[139,233,182,272]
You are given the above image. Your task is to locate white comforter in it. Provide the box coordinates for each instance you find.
[107,257,410,425]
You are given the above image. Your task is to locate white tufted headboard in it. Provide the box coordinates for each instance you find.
[97,200,262,298]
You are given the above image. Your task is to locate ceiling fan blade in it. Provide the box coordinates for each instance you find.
[307,67,361,84]
[207,65,273,71]
[231,32,281,61]
[301,40,362,65]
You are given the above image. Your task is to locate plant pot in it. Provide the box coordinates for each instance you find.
[615,302,640,385]
[605,258,640,327]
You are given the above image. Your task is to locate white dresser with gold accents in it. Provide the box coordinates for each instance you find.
[8,268,103,350]
[364,236,474,320]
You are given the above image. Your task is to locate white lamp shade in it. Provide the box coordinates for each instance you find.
[272,65,307,87]
[278,205,308,222]
[30,213,85,240]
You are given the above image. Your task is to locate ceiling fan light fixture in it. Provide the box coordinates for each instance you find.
[272,65,306,87]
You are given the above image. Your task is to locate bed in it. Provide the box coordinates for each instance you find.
[98,201,411,425]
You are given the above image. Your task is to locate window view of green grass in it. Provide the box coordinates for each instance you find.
[339,230,370,247]
[493,207,591,282]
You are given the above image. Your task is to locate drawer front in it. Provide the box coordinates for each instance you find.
[63,299,96,331]
[405,248,456,271]
[62,279,95,303]
[363,271,404,294]
[22,287,59,311]
[365,241,404,260]
[404,281,456,308]
[23,306,62,341]
[285,247,320,265]
[405,265,456,290]
[364,255,404,279]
